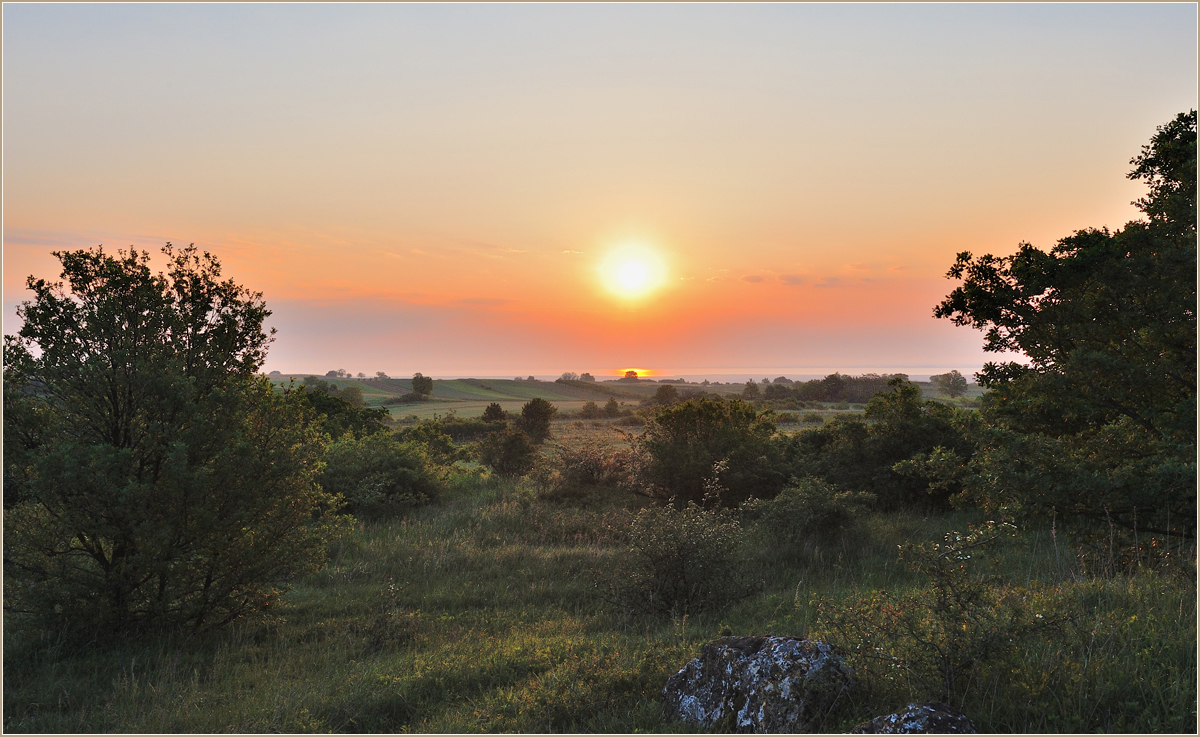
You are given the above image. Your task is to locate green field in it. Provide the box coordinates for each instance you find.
[270,375,976,421]
[6,453,1193,733]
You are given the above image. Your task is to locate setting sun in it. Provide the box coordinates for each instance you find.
[600,245,667,300]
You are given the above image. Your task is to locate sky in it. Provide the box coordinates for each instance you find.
[4,4,1196,380]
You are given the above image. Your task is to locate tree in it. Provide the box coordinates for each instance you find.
[639,398,785,506]
[516,397,557,443]
[3,245,348,634]
[653,384,680,406]
[376,371,389,379]
[579,400,602,419]
[482,402,506,423]
[579,372,596,382]
[320,433,444,519]
[603,397,622,418]
[930,370,968,398]
[785,379,971,510]
[741,379,760,399]
[625,370,638,379]
[559,371,579,382]
[356,371,366,378]
[477,427,537,477]
[934,111,1196,537]
[411,372,434,397]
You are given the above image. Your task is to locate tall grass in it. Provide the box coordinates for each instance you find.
[4,467,1194,733]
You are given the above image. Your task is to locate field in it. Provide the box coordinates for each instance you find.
[5,416,1194,733]
[269,375,979,422]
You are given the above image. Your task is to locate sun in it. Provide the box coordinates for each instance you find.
[600,245,667,300]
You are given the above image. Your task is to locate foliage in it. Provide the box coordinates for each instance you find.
[295,381,389,439]
[477,427,538,477]
[578,400,602,419]
[481,402,507,423]
[929,370,968,398]
[608,490,754,617]
[791,372,910,404]
[741,379,760,398]
[516,397,557,444]
[3,245,347,634]
[742,477,874,547]
[392,424,459,465]
[650,384,679,406]
[425,415,503,442]
[784,379,971,510]
[411,372,434,397]
[321,433,444,519]
[579,372,596,382]
[639,397,785,506]
[814,521,1075,705]
[933,111,1196,537]
[543,441,637,493]
[602,397,622,417]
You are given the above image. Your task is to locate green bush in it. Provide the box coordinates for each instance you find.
[516,398,557,444]
[813,521,1076,705]
[607,493,755,617]
[639,397,785,506]
[742,477,874,546]
[802,411,824,424]
[393,423,459,464]
[3,245,348,635]
[478,427,538,477]
[321,433,445,519]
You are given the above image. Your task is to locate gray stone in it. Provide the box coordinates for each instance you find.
[848,702,977,734]
[662,635,852,733]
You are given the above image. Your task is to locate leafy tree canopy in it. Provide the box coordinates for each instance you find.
[3,245,348,635]
[934,111,1196,537]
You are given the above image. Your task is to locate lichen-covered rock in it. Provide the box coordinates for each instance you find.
[848,702,977,734]
[662,635,852,733]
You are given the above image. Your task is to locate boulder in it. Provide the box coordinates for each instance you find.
[848,702,977,734]
[662,635,852,733]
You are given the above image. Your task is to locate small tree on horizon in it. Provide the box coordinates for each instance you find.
[411,372,434,397]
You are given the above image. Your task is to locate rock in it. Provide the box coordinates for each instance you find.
[848,702,977,734]
[662,635,852,733]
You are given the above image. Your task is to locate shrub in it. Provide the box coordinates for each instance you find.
[813,521,1076,704]
[579,401,602,419]
[393,424,458,464]
[742,477,874,546]
[321,432,445,519]
[553,441,637,489]
[608,495,755,616]
[775,411,798,424]
[478,427,538,477]
[517,397,557,444]
[639,397,785,506]
[602,397,622,418]
[3,245,348,635]
[482,402,507,423]
[802,411,824,424]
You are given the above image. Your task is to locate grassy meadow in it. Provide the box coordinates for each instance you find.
[4,412,1194,734]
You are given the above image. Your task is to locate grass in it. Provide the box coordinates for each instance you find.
[5,463,1194,733]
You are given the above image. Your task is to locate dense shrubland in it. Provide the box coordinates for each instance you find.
[3,112,1194,733]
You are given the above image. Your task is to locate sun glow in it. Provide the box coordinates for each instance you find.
[600,245,667,300]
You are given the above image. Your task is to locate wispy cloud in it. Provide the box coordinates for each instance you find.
[562,249,583,254]
[814,277,840,288]
[779,274,804,286]
[457,297,510,306]
[741,275,765,283]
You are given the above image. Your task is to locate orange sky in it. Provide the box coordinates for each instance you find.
[4,4,1196,379]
